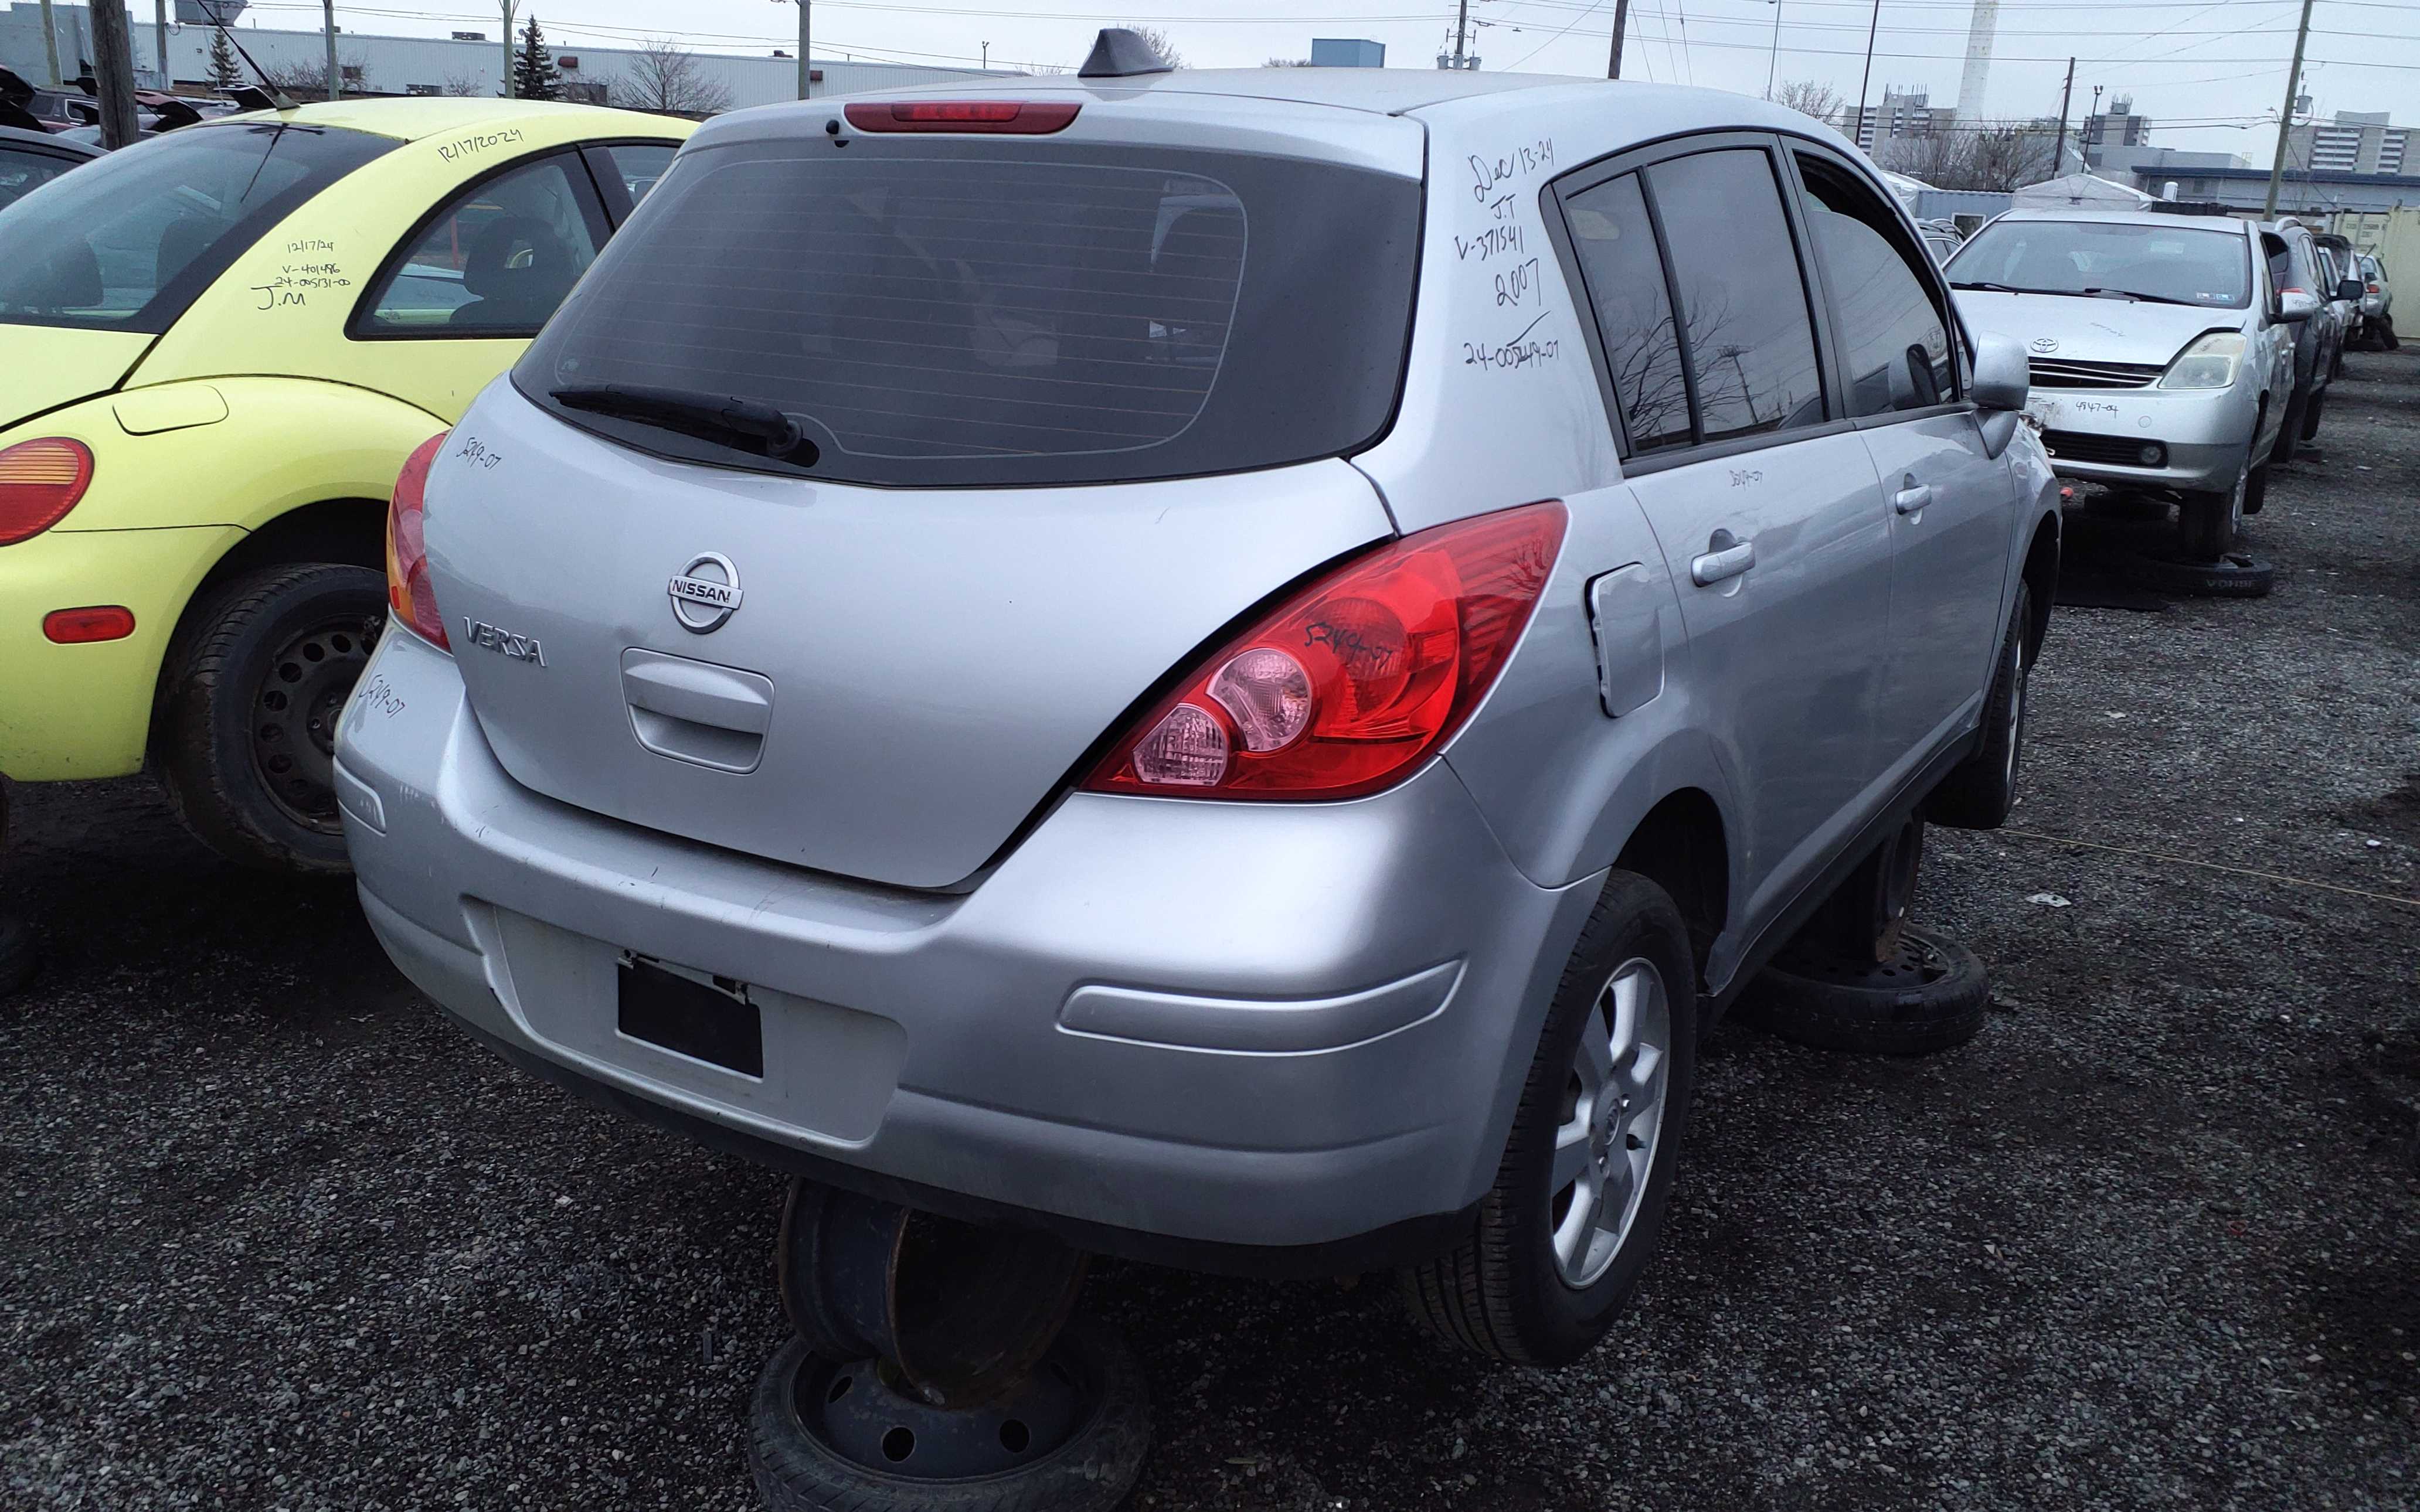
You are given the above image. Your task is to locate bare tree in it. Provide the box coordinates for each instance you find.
[610,39,732,115]
[261,55,370,102]
[441,71,485,98]
[1117,23,1185,69]
[1768,78,1841,124]
[1263,56,1313,67]
[1956,123,2058,192]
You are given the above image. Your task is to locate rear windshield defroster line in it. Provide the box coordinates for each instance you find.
[514,138,1423,488]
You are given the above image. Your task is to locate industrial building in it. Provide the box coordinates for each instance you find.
[0,1,1005,110]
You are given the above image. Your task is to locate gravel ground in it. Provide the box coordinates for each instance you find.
[5,349,2416,1512]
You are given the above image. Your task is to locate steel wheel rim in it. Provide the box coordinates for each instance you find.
[1548,956,1672,1290]
[250,617,373,833]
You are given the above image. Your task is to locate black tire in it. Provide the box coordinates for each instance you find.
[2382,319,2400,351]
[749,1319,1150,1512]
[1926,581,2032,830]
[2176,462,2244,561]
[2271,391,2303,464]
[2242,461,2269,517]
[158,564,384,874]
[2123,551,2276,599]
[1737,925,1990,1056]
[1399,872,1696,1367]
[0,914,35,997]
[2300,384,2327,440]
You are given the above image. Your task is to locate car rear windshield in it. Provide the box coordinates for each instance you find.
[1949,219,2249,309]
[514,138,1422,488]
[0,121,392,333]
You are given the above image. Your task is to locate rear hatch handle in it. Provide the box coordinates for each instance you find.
[620,648,775,774]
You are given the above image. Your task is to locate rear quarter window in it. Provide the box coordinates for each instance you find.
[515,138,1422,488]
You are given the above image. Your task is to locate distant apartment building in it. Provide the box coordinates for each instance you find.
[2079,96,2151,171]
[2286,110,2411,176]
[1840,86,1955,152]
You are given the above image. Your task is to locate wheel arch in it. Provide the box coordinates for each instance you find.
[1610,787,1731,994]
[2018,505,2058,656]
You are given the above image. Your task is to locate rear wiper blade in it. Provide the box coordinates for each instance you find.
[2077,287,2201,307]
[551,383,810,461]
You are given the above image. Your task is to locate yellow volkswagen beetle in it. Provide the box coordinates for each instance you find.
[0,99,689,870]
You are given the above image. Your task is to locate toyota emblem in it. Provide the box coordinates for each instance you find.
[2028,336,2059,353]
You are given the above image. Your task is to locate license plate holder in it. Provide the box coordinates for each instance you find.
[617,956,764,1078]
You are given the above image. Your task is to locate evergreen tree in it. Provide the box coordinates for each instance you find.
[509,15,560,101]
[207,27,242,91]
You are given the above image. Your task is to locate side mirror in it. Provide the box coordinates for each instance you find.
[2337,278,2365,303]
[1969,331,2029,460]
[2276,289,2318,323]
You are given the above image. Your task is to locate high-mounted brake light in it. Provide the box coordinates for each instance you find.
[1085,502,1567,801]
[842,100,1081,135]
[0,437,95,546]
[385,431,451,651]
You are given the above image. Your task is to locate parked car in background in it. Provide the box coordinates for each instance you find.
[0,123,96,210]
[2355,253,2395,348]
[1921,224,1961,264]
[1949,207,2302,559]
[0,98,688,871]
[2313,234,2359,379]
[342,71,2059,1371]
[2262,219,2339,460]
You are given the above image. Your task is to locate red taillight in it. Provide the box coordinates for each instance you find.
[842,100,1080,135]
[0,437,95,546]
[2369,281,2383,293]
[43,605,135,643]
[1085,502,1567,801]
[385,431,451,651]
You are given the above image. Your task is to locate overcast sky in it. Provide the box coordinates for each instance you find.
[227,0,2420,162]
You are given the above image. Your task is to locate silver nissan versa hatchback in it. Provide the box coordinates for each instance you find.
[341,67,2061,1367]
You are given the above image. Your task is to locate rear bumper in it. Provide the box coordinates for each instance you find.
[339,628,1598,1263]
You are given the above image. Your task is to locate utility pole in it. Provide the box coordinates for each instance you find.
[324,0,339,100]
[1451,0,1471,70]
[2264,0,2317,217]
[1608,0,1629,77]
[980,40,987,70]
[500,0,516,97]
[154,0,167,84]
[1765,0,1783,100]
[2054,57,2075,176]
[797,0,811,98]
[1854,0,1882,152]
[38,0,62,86]
[88,0,140,149]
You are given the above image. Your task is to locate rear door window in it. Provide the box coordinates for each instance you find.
[356,154,609,335]
[1639,148,1826,442]
[593,142,676,212]
[1559,172,1690,454]
[516,139,1421,488]
[1794,153,1955,417]
[0,121,391,332]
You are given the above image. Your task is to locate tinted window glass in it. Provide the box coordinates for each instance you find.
[1950,219,2250,308]
[0,122,390,332]
[601,142,676,208]
[1643,149,1825,441]
[362,155,603,335]
[1561,172,1689,452]
[1797,155,1953,416]
[519,141,1420,488]
[0,147,77,212]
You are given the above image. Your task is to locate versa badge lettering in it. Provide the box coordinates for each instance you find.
[463,618,546,666]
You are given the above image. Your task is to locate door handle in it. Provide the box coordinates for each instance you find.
[1690,532,1755,586]
[1894,481,1933,515]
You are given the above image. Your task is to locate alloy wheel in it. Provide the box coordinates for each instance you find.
[1548,957,1673,1289]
